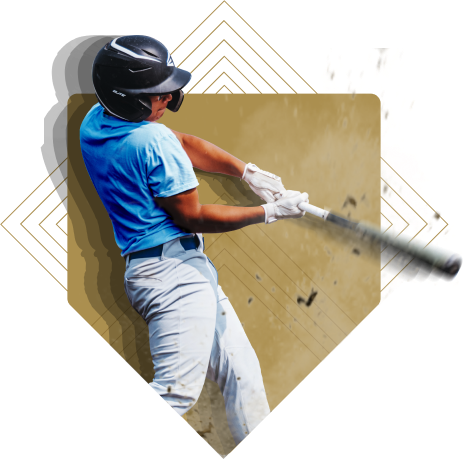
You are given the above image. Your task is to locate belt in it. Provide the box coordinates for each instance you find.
[128,235,204,261]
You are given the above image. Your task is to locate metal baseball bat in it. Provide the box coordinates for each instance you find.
[297,202,462,276]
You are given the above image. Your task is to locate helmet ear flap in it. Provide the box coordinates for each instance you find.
[130,95,152,122]
[138,95,152,110]
[167,90,184,112]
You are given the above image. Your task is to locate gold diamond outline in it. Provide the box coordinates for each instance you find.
[39,194,68,253]
[0,158,68,291]
[203,71,245,94]
[380,156,449,292]
[380,212,393,234]
[216,84,235,94]
[178,21,294,93]
[20,177,68,271]
[55,209,68,237]
[171,0,317,92]
[187,50,268,94]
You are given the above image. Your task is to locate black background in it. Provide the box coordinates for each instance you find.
[5,2,463,457]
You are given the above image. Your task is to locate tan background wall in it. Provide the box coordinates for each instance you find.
[68,94,380,455]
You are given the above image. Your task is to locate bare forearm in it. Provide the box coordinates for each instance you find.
[178,204,265,233]
[174,131,245,178]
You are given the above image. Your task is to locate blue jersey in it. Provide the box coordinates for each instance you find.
[80,103,199,256]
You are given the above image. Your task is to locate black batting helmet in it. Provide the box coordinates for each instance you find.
[92,35,192,122]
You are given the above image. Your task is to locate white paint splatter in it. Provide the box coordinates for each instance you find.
[298,48,464,294]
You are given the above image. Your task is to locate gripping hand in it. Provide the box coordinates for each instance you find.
[242,163,286,203]
[261,190,309,224]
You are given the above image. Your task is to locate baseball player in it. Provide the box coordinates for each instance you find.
[80,35,308,445]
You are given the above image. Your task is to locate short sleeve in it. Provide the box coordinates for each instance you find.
[146,129,199,198]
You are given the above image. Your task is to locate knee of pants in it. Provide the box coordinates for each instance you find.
[149,379,205,416]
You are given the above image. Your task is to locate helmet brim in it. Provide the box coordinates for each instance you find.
[122,67,192,96]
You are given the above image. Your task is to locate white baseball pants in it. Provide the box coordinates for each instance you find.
[124,236,270,444]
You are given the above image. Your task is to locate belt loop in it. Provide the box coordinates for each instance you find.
[196,233,204,252]
[125,253,130,269]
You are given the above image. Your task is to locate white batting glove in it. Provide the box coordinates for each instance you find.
[242,163,286,203]
[261,190,309,224]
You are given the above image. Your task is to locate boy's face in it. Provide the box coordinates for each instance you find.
[146,94,173,122]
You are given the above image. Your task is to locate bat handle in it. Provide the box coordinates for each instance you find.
[298,201,329,220]
[276,192,327,218]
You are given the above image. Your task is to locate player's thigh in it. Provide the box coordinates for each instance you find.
[207,285,261,381]
[215,285,254,347]
[125,255,217,385]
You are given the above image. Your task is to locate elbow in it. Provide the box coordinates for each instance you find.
[173,214,202,234]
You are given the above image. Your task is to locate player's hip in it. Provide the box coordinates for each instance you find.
[124,235,218,322]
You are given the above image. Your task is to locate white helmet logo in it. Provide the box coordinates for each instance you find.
[167,54,174,67]
[110,38,162,63]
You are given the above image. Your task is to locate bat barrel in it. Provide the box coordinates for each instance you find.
[356,223,463,282]
[439,254,462,275]
[297,201,461,276]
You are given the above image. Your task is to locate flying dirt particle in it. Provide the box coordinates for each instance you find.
[434,212,441,220]
[271,287,276,292]
[343,195,357,208]
[351,92,356,100]
[255,273,262,281]
[334,280,337,285]
[361,193,366,201]
[306,289,318,307]
[237,376,241,380]
[297,296,306,305]
[324,246,332,256]
[289,324,292,329]
[384,111,389,120]
[167,385,172,393]
[330,71,335,80]
[222,311,226,315]
[248,297,253,304]
[294,317,297,322]
[342,118,347,128]
[352,248,361,255]
[383,184,388,194]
